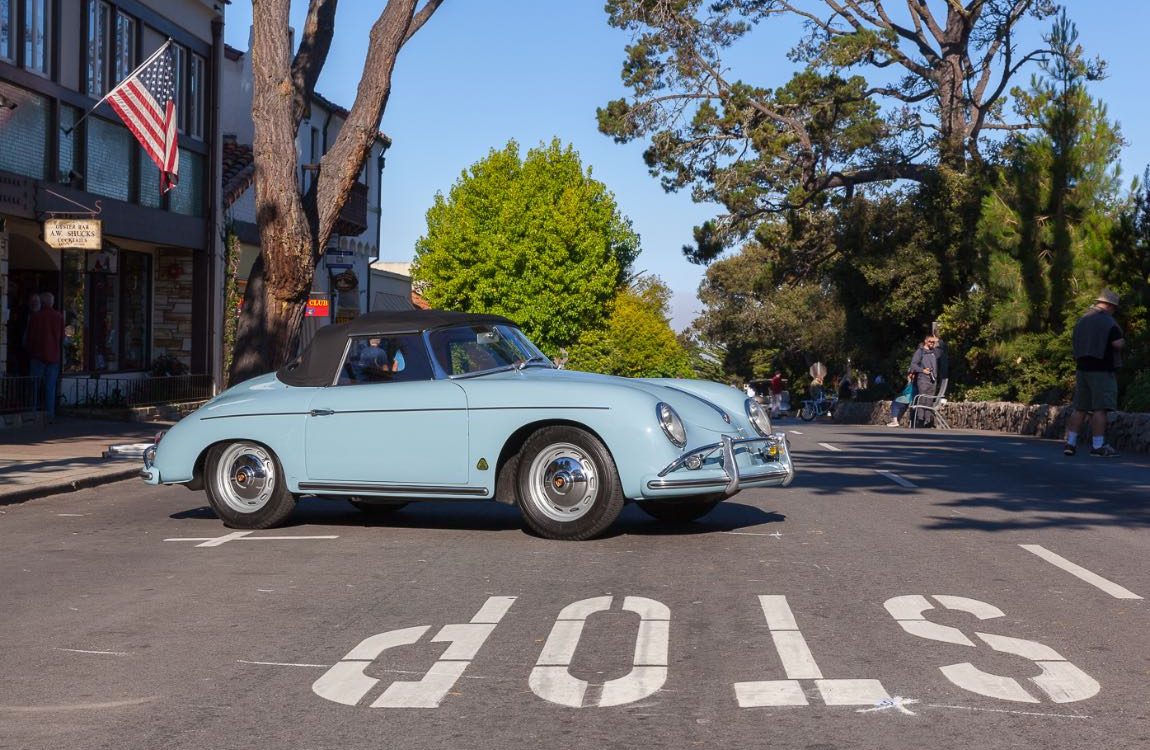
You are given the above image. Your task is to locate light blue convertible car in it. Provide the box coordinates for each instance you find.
[142,310,793,540]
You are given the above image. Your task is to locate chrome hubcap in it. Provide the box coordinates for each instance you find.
[215,443,275,514]
[526,443,598,522]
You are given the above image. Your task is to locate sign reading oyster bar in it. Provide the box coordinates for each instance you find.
[44,219,103,250]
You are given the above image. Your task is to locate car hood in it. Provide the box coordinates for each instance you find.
[497,367,745,436]
[192,371,297,418]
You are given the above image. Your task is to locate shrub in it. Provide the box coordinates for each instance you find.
[151,354,189,377]
[1122,369,1150,413]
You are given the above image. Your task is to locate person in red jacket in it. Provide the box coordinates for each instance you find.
[25,292,65,421]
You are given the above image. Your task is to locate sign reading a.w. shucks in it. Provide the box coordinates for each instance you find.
[44,218,102,250]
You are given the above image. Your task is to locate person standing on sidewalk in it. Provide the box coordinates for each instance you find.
[25,291,65,422]
[1063,290,1125,457]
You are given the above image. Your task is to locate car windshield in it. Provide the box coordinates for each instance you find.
[429,324,554,377]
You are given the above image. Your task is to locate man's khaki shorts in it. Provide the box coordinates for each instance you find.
[1073,370,1118,411]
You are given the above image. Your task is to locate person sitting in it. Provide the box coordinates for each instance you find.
[887,375,914,427]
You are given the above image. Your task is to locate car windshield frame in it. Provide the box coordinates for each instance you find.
[428,324,554,378]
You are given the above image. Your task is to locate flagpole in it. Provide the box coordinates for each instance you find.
[62,39,172,136]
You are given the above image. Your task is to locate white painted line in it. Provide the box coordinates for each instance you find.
[788,430,804,435]
[198,531,250,547]
[928,704,1090,720]
[164,532,338,546]
[238,660,330,668]
[54,648,128,656]
[243,535,340,541]
[759,595,799,630]
[735,679,808,707]
[772,631,823,679]
[875,470,917,488]
[56,513,87,517]
[818,442,841,452]
[1020,544,1143,600]
[817,679,892,706]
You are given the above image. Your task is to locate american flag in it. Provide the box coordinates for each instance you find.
[106,43,179,193]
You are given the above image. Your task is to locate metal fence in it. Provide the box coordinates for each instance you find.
[0,375,43,414]
[63,374,215,409]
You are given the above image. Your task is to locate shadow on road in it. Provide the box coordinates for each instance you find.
[168,496,785,538]
[790,425,1150,533]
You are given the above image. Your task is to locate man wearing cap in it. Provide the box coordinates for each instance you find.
[1063,289,1124,457]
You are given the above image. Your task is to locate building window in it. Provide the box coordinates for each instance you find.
[187,52,204,138]
[169,148,203,217]
[61,248,151,373]
[169,43,205,140]
[1,0,14,62]
[86,0,110,96]
[113,12,135,85]
[0,81,48,179]
[87,1,138,97]
[86,116,133,201]
[23,0,49,75]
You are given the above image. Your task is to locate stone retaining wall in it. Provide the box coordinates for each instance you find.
[831,400,1150,455]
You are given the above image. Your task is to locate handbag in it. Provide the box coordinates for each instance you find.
[893,381,914,404]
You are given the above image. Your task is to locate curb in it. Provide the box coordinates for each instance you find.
[0,466,142,507]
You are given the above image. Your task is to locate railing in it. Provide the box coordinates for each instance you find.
[0,375,43,414]
[64,374,214,409]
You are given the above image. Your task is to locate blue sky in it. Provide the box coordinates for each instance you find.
[222,1,1150,329]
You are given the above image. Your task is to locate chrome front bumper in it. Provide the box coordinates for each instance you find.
[644,432,793,497]
[140,444,159,484]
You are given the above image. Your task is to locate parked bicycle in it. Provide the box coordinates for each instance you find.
[799,394,838,421]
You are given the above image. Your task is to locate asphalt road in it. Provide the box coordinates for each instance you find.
[3,422,1149,750]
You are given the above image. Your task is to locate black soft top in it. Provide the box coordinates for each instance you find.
[276,309,516,387]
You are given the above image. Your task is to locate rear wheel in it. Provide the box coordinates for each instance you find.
[636,495,722,524]
[515,426,624,541]
[800,404,816,421]
[204,441,296,529]
[348,498,409,516]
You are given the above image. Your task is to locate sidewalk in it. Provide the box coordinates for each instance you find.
[0,416,171,505]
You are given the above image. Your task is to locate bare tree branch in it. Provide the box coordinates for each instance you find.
[403,0,445,45]
[290,0,337,129]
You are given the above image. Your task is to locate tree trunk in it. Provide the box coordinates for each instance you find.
[228,0,436,385]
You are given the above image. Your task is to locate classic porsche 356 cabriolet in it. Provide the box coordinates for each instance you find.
[142,310,793,540]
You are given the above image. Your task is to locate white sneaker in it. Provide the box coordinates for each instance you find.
[886,420,900,427]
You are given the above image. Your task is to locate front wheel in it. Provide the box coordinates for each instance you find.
[636,496,722,524]
[515,426,625,541]
[800,403,816,421]
[204,441,296,529]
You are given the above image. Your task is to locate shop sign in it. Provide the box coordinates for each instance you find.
[306,297,330,317]
[44,218,103,250]
[333,269,359,292]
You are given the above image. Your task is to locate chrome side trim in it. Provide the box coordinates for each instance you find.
[298,481,489,497]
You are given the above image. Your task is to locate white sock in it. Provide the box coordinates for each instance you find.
[1093,436,1104,450]
[1066,432,1077,446]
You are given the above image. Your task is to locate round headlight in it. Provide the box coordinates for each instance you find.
[657,402,687,448]
[746,398,772,437]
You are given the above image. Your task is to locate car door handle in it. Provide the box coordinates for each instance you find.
[309,408,335,417]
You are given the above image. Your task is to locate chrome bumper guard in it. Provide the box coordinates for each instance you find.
[648,432,790,496]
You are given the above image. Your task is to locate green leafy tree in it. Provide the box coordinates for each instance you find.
[566,276,692,377]
[412,139,640,353]
[1107,169,1150,410]
[599,0,1078,272]
[953,14,1123,403]
[694,237,847,382]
